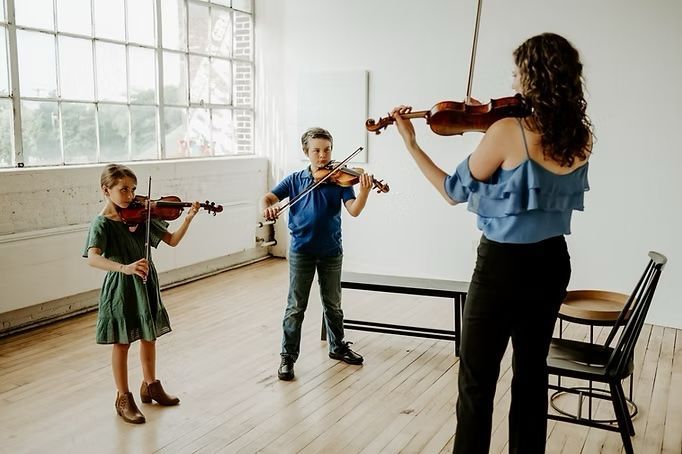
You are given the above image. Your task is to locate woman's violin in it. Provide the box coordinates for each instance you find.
[366,94,530,136]
[366,0,531,137]
[313,162,390,193]
[118,195,223,225]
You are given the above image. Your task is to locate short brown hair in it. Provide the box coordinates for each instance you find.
[300,127,333,152]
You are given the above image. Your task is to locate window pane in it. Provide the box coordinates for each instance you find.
[210,58,231,104]
[0,28,8,95]
[62,102,96,164]
[187,107,211,156]
[131,106,157,160]
[188,2,210,54]
[17,31,57,98]
[96,42,126,102]
[234,109,252,154]
[211,108,233,155]
[129,47,156,104]
[94,0,124,41]
[163,106,188,158]
[0,100,12,167]
[189,55,209,104]
[16,0,54,30]
[210,8,231,57]
[233,62,252,107]
[128,0,155,46]
[233,11,252,60]
[59,37,94,100]
[57,0,92,36]
[232,0,252,13]
[212,0,230,6]
[0,1,5,22]
[21,101,60,165]
[161,0,186,51]
[163,52,188,106]
[98,104,129,162]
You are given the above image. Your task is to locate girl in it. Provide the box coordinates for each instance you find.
[392,33,593,454]
[83,163,200,424]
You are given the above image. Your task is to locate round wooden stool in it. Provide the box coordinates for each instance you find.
[552,290,637,422]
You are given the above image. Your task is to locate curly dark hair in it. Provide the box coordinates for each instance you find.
[513,33,593,167]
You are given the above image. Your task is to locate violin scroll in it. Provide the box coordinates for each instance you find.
[203,200,223,215]
[365,116,396,135]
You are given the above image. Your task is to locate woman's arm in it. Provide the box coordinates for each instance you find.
[467,118,514,181]
[392,106,457,205]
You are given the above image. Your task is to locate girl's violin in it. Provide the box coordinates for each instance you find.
[118,195,223,225]
[366,94,531,136]
[313,162,390,193]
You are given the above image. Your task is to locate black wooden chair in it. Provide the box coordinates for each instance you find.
[547,251,667,454]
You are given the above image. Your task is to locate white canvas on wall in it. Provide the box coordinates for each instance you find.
[297,70,368,163]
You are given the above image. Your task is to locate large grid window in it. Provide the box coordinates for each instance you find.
[0,0,253,168]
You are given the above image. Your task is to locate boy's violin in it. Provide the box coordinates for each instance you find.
[273,146,383,218]
[313,162,389,193]
[118,195,223,225]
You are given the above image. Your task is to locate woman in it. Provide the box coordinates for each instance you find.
[392,33,593,454]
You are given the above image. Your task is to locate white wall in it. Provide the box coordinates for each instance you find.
[255,0,682,328]
[0,157,269,318]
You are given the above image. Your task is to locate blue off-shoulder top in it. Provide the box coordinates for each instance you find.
[444,155,589,244]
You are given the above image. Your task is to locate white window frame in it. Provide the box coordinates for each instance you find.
[0,0,254,168]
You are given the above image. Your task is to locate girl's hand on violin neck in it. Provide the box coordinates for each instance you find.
[123,258,149,279]
[391,105,417,146]
[263,205,280,221]
[185,201,201,221]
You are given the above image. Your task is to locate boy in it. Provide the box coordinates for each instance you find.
[261,127,373,381]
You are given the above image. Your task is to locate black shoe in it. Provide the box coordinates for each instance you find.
[278,355,295,381]
[329,341,364,365]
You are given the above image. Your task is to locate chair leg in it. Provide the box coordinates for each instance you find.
[614,381,635,436]
[609,381,634,454]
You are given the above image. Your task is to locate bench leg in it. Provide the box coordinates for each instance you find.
[454,294,462,356]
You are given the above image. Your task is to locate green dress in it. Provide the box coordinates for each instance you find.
[82,215,172,344]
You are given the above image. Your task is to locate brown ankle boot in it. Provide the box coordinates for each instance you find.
[140,379,180,406]
[115,392,145,424]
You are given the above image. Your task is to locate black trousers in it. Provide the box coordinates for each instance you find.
[453,235,571,454]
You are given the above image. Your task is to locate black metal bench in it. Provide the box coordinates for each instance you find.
[322,271,469,356]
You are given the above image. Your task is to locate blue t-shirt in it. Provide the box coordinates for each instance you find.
[444,156,589,244]
[272,167,356,256]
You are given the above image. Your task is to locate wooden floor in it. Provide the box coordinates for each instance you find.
[0,258,680,454]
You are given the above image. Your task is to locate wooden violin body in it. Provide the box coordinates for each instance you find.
[118,195,223,225]
[366,94,531,136]
[314,162,390,193]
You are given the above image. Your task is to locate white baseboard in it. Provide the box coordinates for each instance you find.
[0,249,270,338]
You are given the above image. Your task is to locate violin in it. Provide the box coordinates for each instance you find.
[313,162,390,193]
[118,195,223,225]
[366,0,531,137]
[366,94,530,136]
